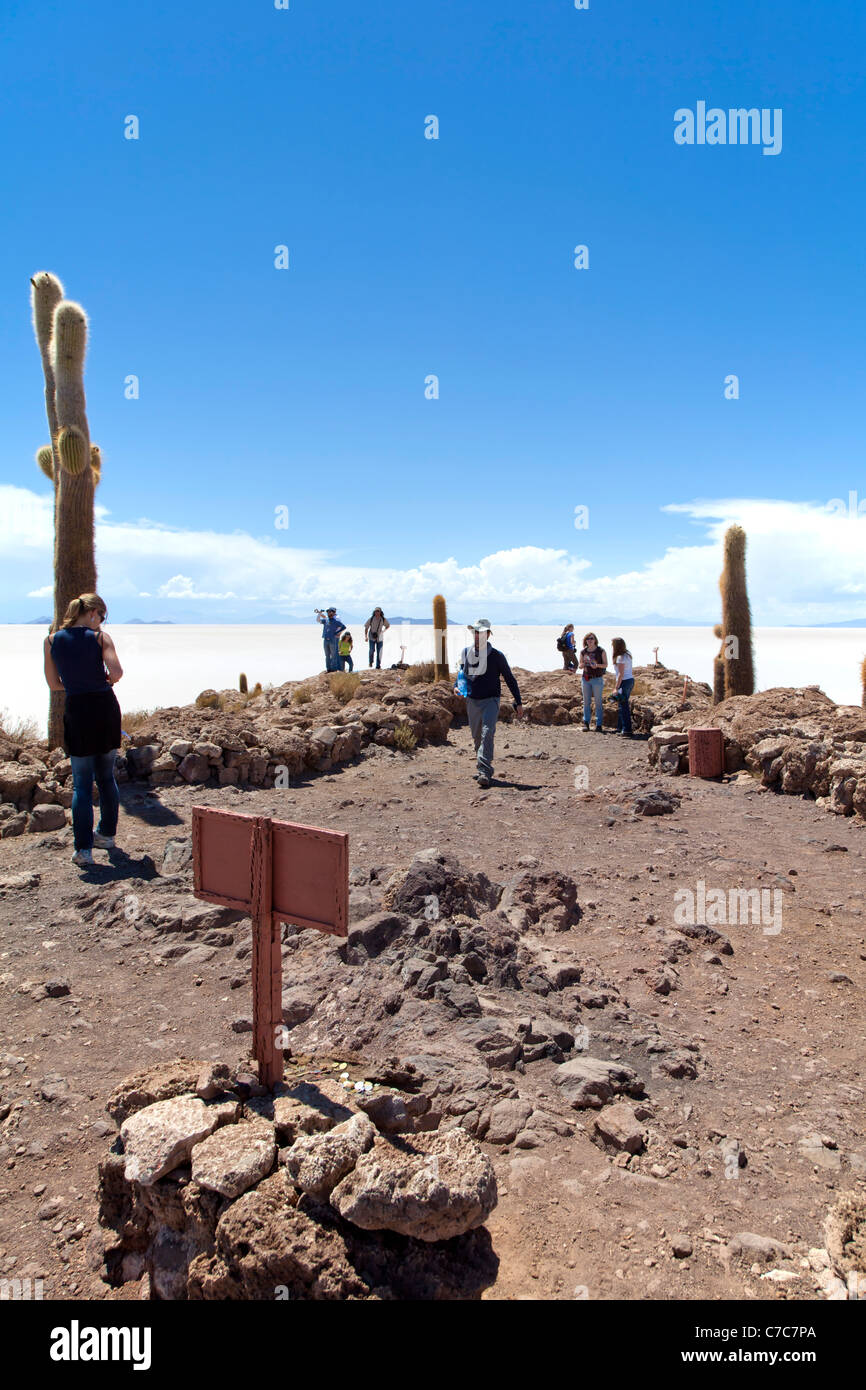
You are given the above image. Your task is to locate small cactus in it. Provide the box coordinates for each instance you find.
[58,425,88,476]
[90,444,102,485]
[432,594,448,680]
[239,673,248,694]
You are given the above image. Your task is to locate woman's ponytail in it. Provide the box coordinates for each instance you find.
[61,593,105,629]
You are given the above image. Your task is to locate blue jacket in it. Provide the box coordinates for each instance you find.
[319,616,346,642]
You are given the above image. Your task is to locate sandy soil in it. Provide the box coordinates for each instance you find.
[0,703,864,1301]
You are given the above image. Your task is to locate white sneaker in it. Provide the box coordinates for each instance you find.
[71,849,94,867]
[93,833,116,849]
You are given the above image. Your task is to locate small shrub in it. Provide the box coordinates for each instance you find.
[405,661,435,686]
[120,708,156,733]
[393,721,418,752]
[0,708,41,743]
[328,672,361,704]
[195,689,222,709]
[292,686,313,705]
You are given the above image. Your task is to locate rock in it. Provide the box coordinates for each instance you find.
[824,1193,866,1275]
[181,902,246,933]
[728,1231,791,1263]
[345,912,411,962]
[231,1016,253,1034]
[671,1234,693,1258]
[27,804,67,833]
[634,790,680,816]
[355,1090,412,1134]
[168,740,193,758]
[281,988,319,1027]
[283,1113,376,1199]
[37,1197,65,1221]
[499,868,580,932]
[382,849,501,922]
[177,753,211,784]
[120,1095,238,1185]
[330,1127,497,1242]
[191,1120,276,1198]
[106,1058,213,1125]
[455,1018,522,1069]
[552,1056,644,1110]
[1,813,28,838]
[161,838,192,875]
[0,761,42,801]
[485,1099,534,1146]
[44,979,71,998]
[195,1063,232,1101]
[0,871,41,893]
[593,1102,647,1154]
[249,1080,356,1142]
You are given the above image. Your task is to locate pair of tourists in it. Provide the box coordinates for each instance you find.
[43,594,123,868]
[578,633,634,735]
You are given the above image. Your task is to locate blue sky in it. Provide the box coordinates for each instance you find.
[2,0,866,624]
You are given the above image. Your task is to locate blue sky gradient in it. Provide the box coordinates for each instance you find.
[2,0,865,623]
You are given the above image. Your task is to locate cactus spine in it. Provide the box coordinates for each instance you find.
[432,594,448,680]
[719,525,755,699]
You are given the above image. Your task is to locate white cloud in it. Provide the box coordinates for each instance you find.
[27,584,53,598]
[3,485,866,624]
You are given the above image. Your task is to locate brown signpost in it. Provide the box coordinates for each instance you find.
[192,806,348,1089]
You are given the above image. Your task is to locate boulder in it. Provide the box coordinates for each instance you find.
[27,804,67,833]
[593,1102,647,1154]
[0,761,43,802]
[120,1094,239,1186]
[283,1113,376,1199]
[552,1056,644,1110]
[330,1127,497,1242]
[191,1120,276,1198]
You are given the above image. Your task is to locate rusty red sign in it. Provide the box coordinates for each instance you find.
[192,806,349,1087]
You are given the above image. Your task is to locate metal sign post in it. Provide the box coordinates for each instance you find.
[192,806,349,1090]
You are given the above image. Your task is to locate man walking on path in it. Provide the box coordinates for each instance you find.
[458,619,524,788]
[364,607,390,668]
[316,607,346,672]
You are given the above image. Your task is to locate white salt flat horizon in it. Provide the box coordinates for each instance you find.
[3,623,864,738]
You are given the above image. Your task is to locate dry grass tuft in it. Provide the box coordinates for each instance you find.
[0,708,41,744]
[404,661,435,685]
[393,721,418,752]
[292,686,313,705]
[328,672,361,704]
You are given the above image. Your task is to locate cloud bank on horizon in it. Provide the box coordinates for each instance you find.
[3,484,865,625]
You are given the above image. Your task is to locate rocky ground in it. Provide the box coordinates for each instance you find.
[0,666,865,1300]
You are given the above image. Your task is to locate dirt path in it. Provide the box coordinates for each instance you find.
[0,715,863,1300]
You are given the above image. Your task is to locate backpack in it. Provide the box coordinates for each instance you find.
[556,636,567,652]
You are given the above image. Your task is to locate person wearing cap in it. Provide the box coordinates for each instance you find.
[316,607,346,672]
[457,619,524,788]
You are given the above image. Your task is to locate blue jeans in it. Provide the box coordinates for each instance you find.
[616,677,634,733]
[582,676,605,728]
[70,751,119,850]
[341,653,354,671]
[368,639,383,668]
[466,695,500,779]
[324,639,339,671]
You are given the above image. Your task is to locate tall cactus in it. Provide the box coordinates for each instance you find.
[860,656,866,708]
[432,594,448,680]
[712,623,726,705]
[30,275,99,748]
[719,525,755,698]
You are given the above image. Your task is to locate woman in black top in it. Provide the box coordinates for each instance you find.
[44,593,124,867]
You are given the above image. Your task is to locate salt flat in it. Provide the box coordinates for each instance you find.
[2,623,864,736]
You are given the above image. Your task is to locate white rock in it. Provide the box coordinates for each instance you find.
[120,1094,238,1186]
